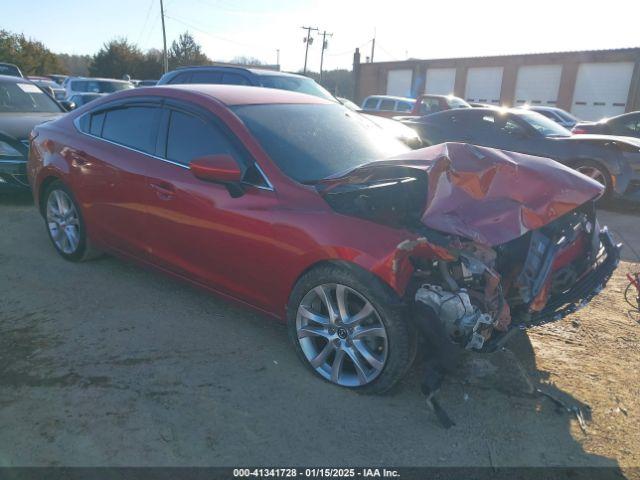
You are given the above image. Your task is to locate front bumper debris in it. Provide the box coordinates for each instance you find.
[527,228,620,326]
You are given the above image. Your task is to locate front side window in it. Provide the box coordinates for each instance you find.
[101,105,161,154]
[396,101,413,112]
[233,103,409,184]
[363,98,379,110]
[379,99,395,111]
[165,110,240,165]
[0,81,63,113]
[419,98,441,115]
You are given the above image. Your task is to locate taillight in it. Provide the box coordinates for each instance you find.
[572,127,587,135]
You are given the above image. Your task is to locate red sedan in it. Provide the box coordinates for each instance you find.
[28,85,619,395]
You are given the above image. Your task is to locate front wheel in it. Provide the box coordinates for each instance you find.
[287,263,415,394]
[574,160,613,200]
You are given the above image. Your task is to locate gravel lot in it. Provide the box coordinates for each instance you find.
[1,193,638,474]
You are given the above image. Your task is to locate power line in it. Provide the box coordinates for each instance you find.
[136,0,156,46]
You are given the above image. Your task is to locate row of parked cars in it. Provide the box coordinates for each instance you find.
[357,93,640,201]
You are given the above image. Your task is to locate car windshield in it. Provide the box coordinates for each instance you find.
[517,111,572,137]
[233,103,410,183]
[0,81,63,113]
[447,96,471,109]
[258,75,335,101]
[71,80,133,93]
[555,109,579,123]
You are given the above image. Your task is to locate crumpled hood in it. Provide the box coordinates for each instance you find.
[318,142,604,246]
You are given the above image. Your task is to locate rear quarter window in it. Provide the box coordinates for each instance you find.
[379,99,395,111]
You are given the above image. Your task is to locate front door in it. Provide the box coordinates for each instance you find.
[138,104,280,310]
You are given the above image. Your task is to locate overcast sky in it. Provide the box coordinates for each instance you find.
[3,0,639,72]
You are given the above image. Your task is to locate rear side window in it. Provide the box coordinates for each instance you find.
[222,73,250,85]
[165,110,240,165]
[101,105,161,154]
[379,99,395,111]
[396,101,413,112]
[190,71,223,84]
[363,98,378,110]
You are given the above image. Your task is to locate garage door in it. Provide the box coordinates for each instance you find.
[425,68,456,95]
[572,62,634,120]
[386,69,413,97]
[465,67,503,105]
[514,65,562,106]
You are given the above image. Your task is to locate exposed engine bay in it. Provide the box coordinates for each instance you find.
[410,203,611,351]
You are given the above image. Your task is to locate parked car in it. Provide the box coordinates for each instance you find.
[572,111,640,138]
[402,107,639,199]
[362,94,470,119]
[360,95,415,117]
[0,62,23,78]
[28,85,619,395]
[67,93,106,108]
[64,77,133,97]
[158,65,336,101]
[137,79,158,87]
[338,96,422,148]
[0,75,65,192]
[47,74,68,85]
[27,76,66,101]
[519,105,579,129]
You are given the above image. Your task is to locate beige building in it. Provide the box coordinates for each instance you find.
[352,48,640,120]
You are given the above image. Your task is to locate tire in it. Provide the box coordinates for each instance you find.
[287,262,416,394]
[43,180,101,262]
[574,159,613,201]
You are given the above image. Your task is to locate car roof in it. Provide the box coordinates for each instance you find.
[364,95,415,102]
[526,105,563,112]
[0,74,31,83]
[173,65,307,79]
[68,77,130,83]
[148,84,333,106]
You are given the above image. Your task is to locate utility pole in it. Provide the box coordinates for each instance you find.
[276,49,280,68]
[301,26,318,74]
[370,28,376,63]
[319,30,333,81]
[160,0,168,74]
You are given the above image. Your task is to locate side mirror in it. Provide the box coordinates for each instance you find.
[190,154,244,197]
[60,100,76,111]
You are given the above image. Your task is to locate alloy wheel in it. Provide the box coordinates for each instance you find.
[46,189,81,255]
[296,283,388,387]
[576,165,606,187]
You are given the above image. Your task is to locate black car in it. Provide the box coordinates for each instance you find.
[402,107,640,199]
[157,65,336,101]
[0,75,65,192]
[573,111,640,138]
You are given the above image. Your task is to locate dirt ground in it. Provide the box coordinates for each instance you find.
[0,194,639,475]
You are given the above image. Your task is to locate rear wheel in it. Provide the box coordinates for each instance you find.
[43,180,100,261]
[287,263,415,394]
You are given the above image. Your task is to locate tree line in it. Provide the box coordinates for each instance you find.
[0,29,354,97]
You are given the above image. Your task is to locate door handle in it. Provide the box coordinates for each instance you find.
[149,181,176,199]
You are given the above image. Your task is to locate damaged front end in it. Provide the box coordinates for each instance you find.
[317,142,621,353]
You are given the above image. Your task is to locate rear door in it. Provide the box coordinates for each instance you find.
[72,99,163,256]
[138,101,280,308]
